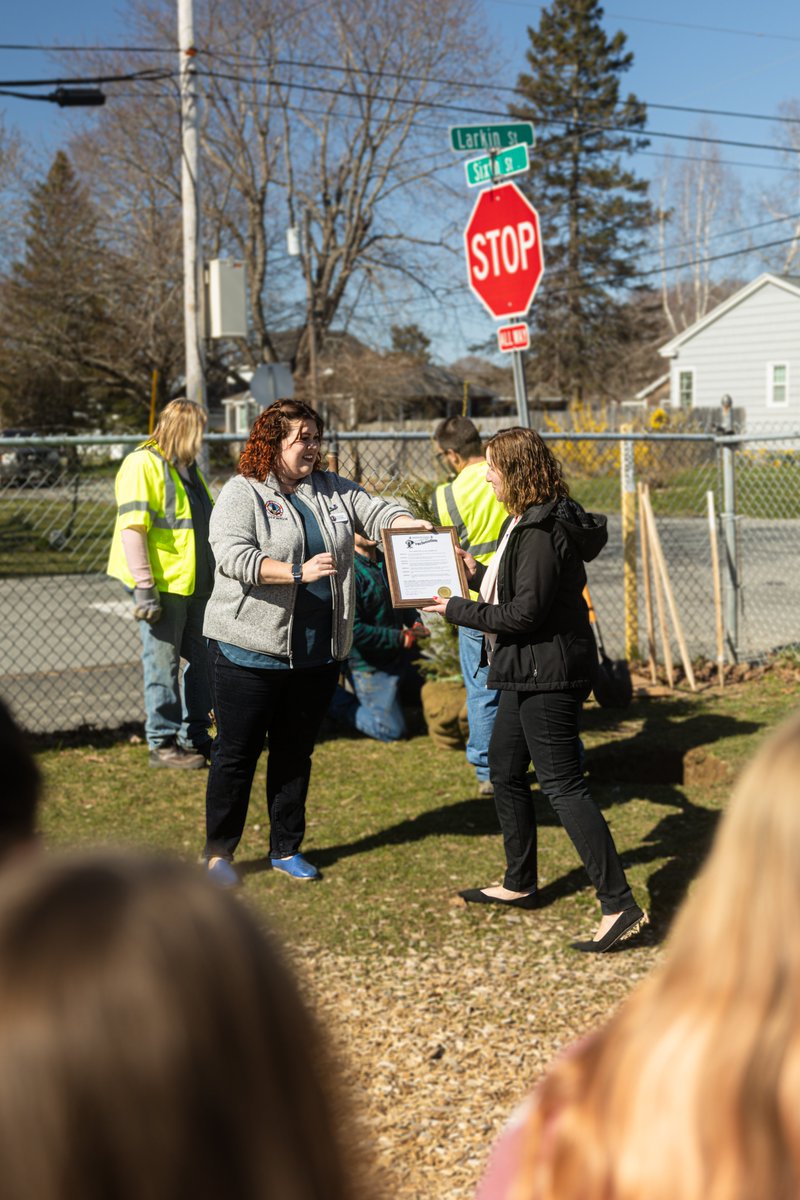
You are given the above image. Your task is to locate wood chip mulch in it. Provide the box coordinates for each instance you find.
[293,927,660,1200]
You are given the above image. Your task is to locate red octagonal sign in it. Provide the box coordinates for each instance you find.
[463,182,544,320]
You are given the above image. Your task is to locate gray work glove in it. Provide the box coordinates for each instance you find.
[132,587,163,623]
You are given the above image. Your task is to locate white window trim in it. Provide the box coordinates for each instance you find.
[676,366,695,409]
[766,361,789,408]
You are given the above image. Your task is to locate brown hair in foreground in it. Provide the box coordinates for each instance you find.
[149,398,208,466]
[238,399,324,480]
[0,851,356,1200]
[485,428,568,515]
[510,709,800,1200]
[0,697,41,864]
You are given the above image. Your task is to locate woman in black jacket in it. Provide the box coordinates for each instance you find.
[424,428,646,952]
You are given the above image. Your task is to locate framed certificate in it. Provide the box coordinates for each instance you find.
[381,526,470,608]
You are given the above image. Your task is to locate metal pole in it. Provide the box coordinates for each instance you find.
[719,394,738,662]
[510,349,530,428]
[178,0,206,418]
[303,208,320,417]
[620,424,638,660]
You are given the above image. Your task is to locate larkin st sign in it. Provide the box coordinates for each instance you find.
[449,121,535,154]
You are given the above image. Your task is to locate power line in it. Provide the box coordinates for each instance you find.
[190,65,800,161]
[3,40,800,131]
[207,49,800,129]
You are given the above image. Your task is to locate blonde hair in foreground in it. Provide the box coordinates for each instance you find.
[512,710,800,1200]
[150,398,207,465]
[0,852,355,1200]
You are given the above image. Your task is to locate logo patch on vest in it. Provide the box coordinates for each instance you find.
[265,500,285,517]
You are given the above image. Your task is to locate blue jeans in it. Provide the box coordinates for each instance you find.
[329,665,406,742]
[137,591,211,751]
[459,626,500,782]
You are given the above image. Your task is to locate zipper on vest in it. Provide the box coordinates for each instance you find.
[286,503,305,668]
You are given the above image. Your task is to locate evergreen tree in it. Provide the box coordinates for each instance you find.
[510,0,656,401]
[0,152,106,430]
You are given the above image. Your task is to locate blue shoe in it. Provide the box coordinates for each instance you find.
[270,853,320,881]
[206,856,239,888]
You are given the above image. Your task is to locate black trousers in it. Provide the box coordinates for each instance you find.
[204,641,339,860]
[488,687,635,914]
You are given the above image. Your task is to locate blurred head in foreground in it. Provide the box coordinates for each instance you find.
[0,851,354,1200]
[506,709,800,1200]
[0,697,40,865]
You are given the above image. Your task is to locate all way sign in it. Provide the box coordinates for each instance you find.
[497,323,530,353]
[465,143,529,188]
[450,121,534,153]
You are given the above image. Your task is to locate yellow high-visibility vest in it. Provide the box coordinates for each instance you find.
[432,460,509,597]
[107,444,213,595]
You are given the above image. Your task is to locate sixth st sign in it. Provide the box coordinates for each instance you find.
[463,181,544,320]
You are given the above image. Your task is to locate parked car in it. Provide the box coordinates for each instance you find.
[0,430,63,487]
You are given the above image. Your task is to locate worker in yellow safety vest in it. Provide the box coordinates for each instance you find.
[108,399,215,769]
[432,416,509,797]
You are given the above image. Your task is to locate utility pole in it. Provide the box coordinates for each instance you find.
[178,0,206,416]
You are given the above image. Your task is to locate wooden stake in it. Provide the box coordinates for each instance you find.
[638,482,658,684]
[642,488,697,692]
[707,490,725,689]
[641,485,674,688]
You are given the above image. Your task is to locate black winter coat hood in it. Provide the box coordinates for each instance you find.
[522,496,608,563]
[444,495,606,693]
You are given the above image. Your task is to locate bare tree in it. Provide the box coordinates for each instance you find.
[657,125,741,334]
[65,0,488,406]
[759,99,800,274]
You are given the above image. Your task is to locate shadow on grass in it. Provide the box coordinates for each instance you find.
[240,704,765,943]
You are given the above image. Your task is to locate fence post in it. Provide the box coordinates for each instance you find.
[326,430,340,475]
[719,395,739,662]
[620,424,638,660]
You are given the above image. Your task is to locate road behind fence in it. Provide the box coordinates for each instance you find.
[1,425,798,734]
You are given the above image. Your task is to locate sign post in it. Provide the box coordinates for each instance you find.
[462,181,544,427]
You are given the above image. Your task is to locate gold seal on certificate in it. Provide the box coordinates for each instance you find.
[380,527,470,608]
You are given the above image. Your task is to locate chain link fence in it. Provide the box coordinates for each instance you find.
[1,425,798,734]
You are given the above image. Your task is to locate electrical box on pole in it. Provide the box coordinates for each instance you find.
[205,259,248,338]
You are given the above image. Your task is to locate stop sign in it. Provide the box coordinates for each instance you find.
[463,182,544,319]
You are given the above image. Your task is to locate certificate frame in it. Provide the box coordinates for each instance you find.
[380,526,470,608]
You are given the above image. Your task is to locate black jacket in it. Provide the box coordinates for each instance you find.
[445,497,607,692]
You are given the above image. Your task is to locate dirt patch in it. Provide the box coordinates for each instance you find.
[682,746,733,787]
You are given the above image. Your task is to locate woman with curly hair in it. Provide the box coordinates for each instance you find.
[475,710,800,1200]
[425,427,644,950]
[202,399,428,886]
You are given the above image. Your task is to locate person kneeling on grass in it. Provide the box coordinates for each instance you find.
[328,533,429,742]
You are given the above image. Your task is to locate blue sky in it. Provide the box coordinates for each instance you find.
[1,0,799,360]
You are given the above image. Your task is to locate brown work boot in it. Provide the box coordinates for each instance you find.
[149,742,207,769]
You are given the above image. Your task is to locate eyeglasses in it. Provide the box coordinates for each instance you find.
[434,448,451,461]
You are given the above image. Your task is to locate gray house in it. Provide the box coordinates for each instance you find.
[659,273,800,426]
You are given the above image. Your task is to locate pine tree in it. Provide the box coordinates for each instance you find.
[510,0,656,401]
[0,152,106,430]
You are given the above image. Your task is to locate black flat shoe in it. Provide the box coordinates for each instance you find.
[459,887,538,910]
[571,905,648,953]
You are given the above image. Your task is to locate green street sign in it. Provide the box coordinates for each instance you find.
[449,121,535,154]
[465,142,530,188]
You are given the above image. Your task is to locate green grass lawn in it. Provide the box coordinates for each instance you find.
[31,673,799,1199]
[36,671,796,956]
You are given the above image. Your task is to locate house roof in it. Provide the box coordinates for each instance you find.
[658,273,800,358]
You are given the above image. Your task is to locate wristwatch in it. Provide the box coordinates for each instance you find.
[291,563,303,584]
